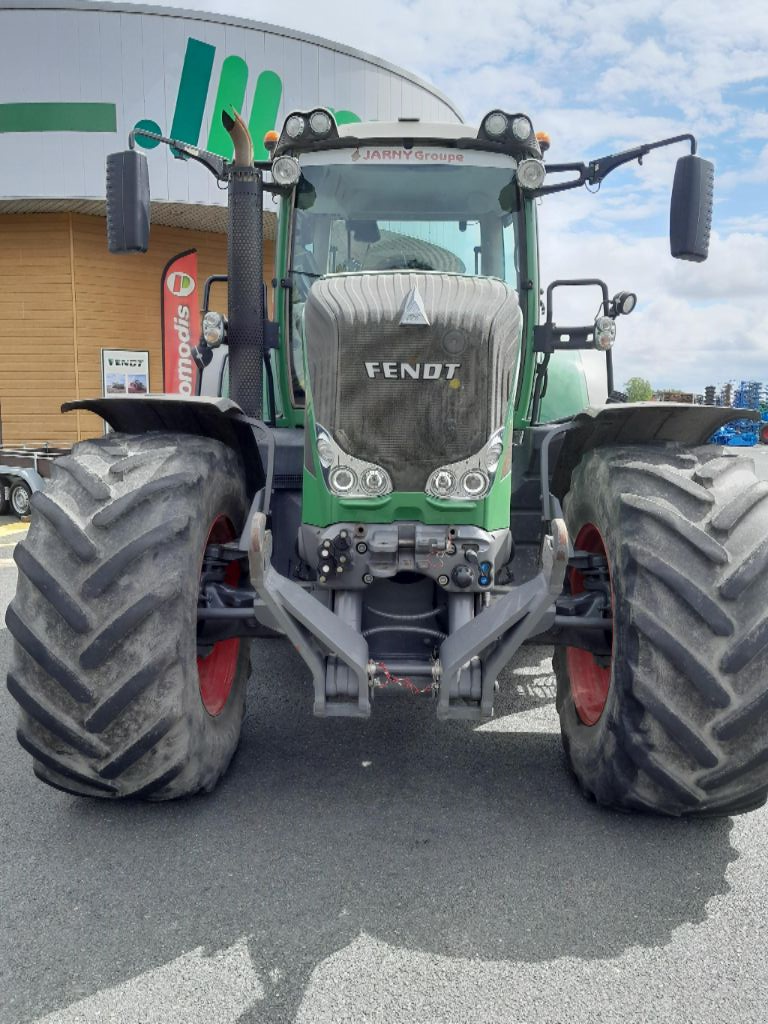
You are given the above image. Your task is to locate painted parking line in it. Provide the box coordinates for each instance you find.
[32,939,262,1023]
[0,522,29,537]
[1,558,16,567]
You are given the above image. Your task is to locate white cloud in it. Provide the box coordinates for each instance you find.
[536,222,768,390]
[718,143,768,189]
[721,213,768,233]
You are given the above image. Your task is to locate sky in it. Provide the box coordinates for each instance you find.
[133,0,768,395]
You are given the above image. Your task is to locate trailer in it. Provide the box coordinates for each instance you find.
[0,446,70,517]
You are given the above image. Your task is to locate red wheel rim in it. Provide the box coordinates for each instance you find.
[197,516,241,716]
[760,424,768,445]
[566,523,613,726]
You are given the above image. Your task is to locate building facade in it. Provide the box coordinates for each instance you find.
[0,0,460,443]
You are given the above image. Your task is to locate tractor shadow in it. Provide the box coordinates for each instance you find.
[1,639,736,1023]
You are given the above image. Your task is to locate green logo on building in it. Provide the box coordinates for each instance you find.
[0,35,360,159]
[0,102,116,134]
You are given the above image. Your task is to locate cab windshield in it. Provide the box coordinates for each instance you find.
[288,147,523,395]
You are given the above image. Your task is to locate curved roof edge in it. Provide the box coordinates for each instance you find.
[2,0,463,121]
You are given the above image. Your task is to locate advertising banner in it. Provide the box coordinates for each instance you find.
[161,249,199,396]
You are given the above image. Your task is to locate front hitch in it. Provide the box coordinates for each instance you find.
[247,512,570,721]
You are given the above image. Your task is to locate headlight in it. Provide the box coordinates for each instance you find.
[484,430,504,472]
[271,155,300,187]
[483,111,508,137]
[426,428,506,502]
[274,110,340,156]
[511,116,532,141]
[315,423,393,499]
[284,114,305,139]
[426,469,457,498]
[461,470,490,498]
[517,157,546,190]
[594,316,617,351]
[613,290,637,316]
[329,466,357,494]
[202,311,226,347]
[309,109,332,136]
[361,468,389,496]
[316,429,336,468]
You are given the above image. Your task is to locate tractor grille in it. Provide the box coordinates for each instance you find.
[304,273,521,492]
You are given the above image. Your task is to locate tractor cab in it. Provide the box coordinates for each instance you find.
[273,116,539,421]
[285,136,525,396]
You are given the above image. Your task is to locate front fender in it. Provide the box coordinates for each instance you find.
[62,394,265,497]
[550,403,758,500]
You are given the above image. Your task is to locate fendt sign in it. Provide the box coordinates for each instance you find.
[0,2,460,206]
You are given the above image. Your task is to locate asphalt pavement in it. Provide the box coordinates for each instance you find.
[1,453,768,1024]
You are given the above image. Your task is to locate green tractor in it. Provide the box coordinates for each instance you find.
[7,105,767,816]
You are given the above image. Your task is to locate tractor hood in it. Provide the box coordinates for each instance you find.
[303,272,521,493]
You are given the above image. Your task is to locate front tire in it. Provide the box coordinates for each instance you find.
[555,444,768,817]
[6,433,250,799]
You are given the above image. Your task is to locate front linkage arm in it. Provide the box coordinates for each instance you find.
[247,511,571,721]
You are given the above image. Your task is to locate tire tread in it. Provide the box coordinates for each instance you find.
[7,431,250,801]
[557,444,768,817]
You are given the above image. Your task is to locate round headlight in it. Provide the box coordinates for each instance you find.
[613,290,637,316]
[309,110,332,136]
[483,111,508,137]
[461,470,490,498]
[271,155,301,187]
[329,466,357,494]
[512,116,532,141]
[284,114,306,139]
[517,157,546,190]
[594,316,617,351]
[429,469,456,498]
[361,467,389,495]
[202,311,226,347]
[316,433,335,468]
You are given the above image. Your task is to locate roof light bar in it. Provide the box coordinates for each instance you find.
[274,108,340,156]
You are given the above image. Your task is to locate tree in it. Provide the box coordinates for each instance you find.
[624,377,654,402]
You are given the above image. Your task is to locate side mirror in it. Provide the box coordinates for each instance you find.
[106,150,150,253]
[348,220,381,243]
[670,154,714,262]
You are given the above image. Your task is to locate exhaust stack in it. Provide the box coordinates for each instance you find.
[223,108,264,420]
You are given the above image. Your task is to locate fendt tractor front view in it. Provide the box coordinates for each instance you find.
[6,104,767,816]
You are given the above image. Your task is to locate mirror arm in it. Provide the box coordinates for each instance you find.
[128,128,227,180]
[535,133,697,197]
[532,161,590,195]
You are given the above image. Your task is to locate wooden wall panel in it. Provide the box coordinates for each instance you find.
[71,215,231,440]
[0,212,276,445]
[0,214,77,445]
